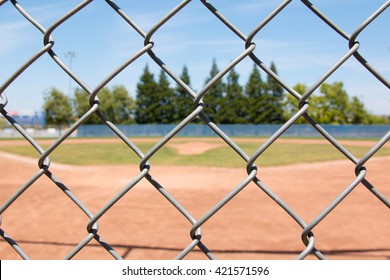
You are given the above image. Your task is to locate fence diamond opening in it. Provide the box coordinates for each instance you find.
[0,0,389,260]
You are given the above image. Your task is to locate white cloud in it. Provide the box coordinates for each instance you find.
[0,1,76,56]
[0,21,32,56]
[22,1,80,24]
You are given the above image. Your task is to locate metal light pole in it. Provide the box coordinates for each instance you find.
[65,51,77,97]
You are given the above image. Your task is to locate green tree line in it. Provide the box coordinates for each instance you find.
[43,60,389,126]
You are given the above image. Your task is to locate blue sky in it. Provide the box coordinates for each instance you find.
[0,0,389,115]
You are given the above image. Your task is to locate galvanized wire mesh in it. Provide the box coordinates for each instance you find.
[0,0,389,260]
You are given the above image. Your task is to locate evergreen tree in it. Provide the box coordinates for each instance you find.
[135,65,159,123]
[203,59,225,123]
[173,65,194,122]
[266,62,285,123]
[221,67,246,123]
[156,70,175,123]
[244,64,271,123]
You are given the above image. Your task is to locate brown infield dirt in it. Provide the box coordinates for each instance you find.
[0,138,389,260]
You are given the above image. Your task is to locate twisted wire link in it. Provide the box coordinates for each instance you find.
[0,0,388,260]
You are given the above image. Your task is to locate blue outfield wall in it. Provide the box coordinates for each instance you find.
[77,124,390,139]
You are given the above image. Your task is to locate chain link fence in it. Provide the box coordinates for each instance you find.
[0,0,389,260]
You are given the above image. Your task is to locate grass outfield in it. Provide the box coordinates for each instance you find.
[0,138,389,168]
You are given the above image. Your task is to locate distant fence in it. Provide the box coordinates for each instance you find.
[2,124,389,139]
[77,124,390,138]
[0,127,69,138]
[0,124,390,139]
